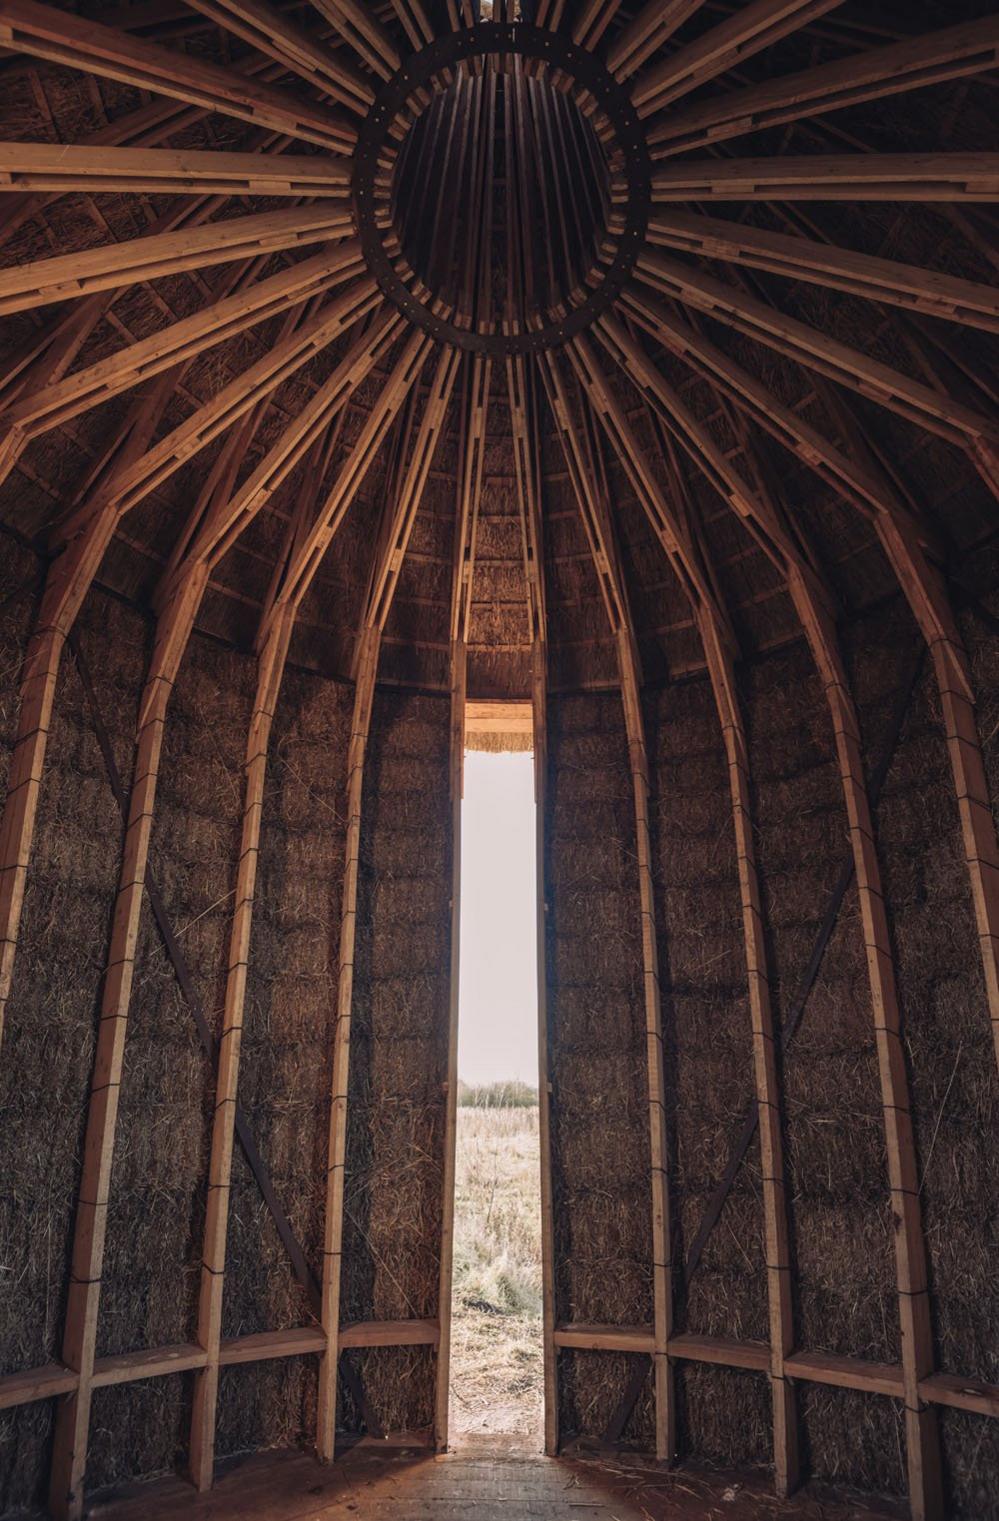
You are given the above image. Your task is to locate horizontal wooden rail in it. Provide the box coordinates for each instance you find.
[554,1324,657,1354]
[669,1333,771,1373]
[0,1321,443,1408]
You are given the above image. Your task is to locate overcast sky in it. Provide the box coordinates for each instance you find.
[458,749,538,1087]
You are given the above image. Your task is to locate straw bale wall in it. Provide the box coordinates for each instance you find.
[340,688,453,1436]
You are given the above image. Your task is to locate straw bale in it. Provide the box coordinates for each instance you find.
[558,1350,655,1448]
[339,689,452,1436]
[677,1364,771,1469]
[795,1382,905,1499]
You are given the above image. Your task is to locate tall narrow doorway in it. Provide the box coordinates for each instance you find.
[449,704,543,1441]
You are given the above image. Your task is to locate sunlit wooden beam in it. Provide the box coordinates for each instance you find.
[650,153,999,202]
[607,0,706,80]
[648,16,999,155]
[633,0,844,115]
[0,141,352,196]
[636,247,999,448]
[0,204,352,317]
[648,211,999,333]
[183,0,373,112]
[0,0,357,151]
[0,242,364,461]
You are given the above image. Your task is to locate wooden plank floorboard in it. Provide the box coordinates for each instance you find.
[91,1437,906,1520]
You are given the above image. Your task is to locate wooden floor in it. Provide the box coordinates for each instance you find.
[91,1435,904,1520]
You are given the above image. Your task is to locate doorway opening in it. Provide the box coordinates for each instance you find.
[449,701,544,1441]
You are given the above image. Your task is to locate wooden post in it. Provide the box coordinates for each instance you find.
[188,602,296,1490]
[696,613,799,1496]
[316,623,381,1461]
[542,351,676,1458]
[583,319,944,1517]
[315,343,457,1460]
[530,636,559,1458]
[49,563,208,1521]
[433,636,466,1451]
[785,571,944,1521]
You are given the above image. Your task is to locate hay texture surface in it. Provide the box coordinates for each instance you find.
[743,640,899,1497]
[341,689,453,1436]
[646,676,770,1466]
[546,691,654,1444]
[0,580,146,1513]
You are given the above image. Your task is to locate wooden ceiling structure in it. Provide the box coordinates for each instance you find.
[0,2,997,1520]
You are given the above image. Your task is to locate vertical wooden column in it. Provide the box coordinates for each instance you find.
[48,564,208,1521]
[188,603,296,1490]
[616,633,674,1461]
[530,636,559,1457]
[696,611,799,1496]
[316,342,457,1460]
[786,570,944,1521]
[542,353,675,1457]
[317,622,381,1461]
[433,636,466,1451]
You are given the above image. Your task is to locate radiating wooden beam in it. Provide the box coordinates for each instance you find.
[183,0,373,112]
[572,0,624,48]
[648,16,999,155]
[650,154,999,203]
[636,248,999,448]
[449,356,491,648]
[44,376,215,1521]
[0,204,353,318]
[157,307,402,598]
[0,0,357,151]
[617,288,999,1075]
[0,141,352,196]
[389,0,434,49]
[606,0,706,80]
[0,243,364,474]
[632,0,844,115]
[617,287,908,531]
[57,278,381,545]
[696,606,800,1497]
[315,336,450,1462]
[815,389,999,1077]
[308,0,401,78]
[542,349,676,1462]
[647,211,999,333]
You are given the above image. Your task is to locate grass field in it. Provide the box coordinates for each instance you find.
[449,1101,544,1439]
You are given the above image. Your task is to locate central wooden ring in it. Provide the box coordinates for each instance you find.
[352,22,652,356]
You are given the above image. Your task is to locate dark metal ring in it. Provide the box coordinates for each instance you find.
[351,22,651,357]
